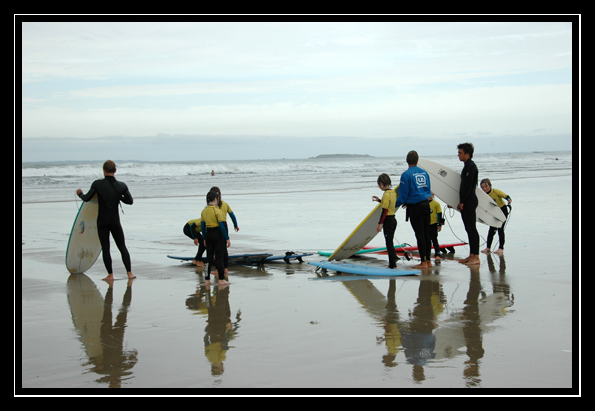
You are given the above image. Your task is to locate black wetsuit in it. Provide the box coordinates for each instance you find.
[459,159,479,255]
[79,176,133,274]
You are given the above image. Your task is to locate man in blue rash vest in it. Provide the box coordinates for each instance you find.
[395,151,433,269]
[456,143,480,266]
[77,160,135,281]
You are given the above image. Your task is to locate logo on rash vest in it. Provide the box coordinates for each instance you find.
[414,173,428,188]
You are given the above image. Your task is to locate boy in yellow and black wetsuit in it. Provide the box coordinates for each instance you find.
[372,173,398,269]
[210,187,239,280]
[200,191,231,285]
[428,194,444,257]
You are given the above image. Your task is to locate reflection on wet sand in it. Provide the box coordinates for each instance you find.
[338,255,513,386]
[67,274,137,388]
[185,273,242,377]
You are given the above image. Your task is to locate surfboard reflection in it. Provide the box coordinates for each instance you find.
[66,274,138,388]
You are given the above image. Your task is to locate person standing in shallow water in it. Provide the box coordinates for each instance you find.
[77,160,136,281]
[456,143,480,266]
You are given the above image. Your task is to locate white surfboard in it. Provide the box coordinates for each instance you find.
[417,158,506,228]
[66,194,102,274]
[328,187,399,261]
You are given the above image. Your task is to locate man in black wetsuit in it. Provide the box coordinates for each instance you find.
[77,160,135,281]
[456,143,480,266]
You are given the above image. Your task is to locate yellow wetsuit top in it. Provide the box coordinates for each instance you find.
[201,205,225,228]
[429,199,442,225]
[378,188,397,224]
[218,200,238,229]
[200,205,229,240]
[219,200,232,216]
[187,218,202,226]
[381,189,396,215]
[486,188,510,208]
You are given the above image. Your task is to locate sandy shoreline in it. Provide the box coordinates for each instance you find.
[19,174,576,393]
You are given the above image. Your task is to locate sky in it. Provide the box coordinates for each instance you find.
[19,19,576,162]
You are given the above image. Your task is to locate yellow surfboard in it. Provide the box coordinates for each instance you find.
[328,186,399,261]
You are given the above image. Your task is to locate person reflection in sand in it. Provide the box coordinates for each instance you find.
[67,275,137,388]
[461,266,485,387]
[486,254,515,313]
[203,287,241,376]
[95,280,138,387]
[400,279,440,382]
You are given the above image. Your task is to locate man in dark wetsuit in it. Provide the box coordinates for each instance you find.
[457,143,480,266]
[77,160,135,281]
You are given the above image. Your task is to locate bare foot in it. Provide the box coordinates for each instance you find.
[412,261,430,269]
[481,248,491,254]
[127,272,136,279]
[102,274,114,282]
[493,249,504,256]
[219,280,231,286]
[463,255,481,266]
[458,256,471,264]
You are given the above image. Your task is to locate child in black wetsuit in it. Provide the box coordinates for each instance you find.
[200,191,231,286]
[372,173,398,268]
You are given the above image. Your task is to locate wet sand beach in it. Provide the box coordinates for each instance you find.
[19,162,576,394]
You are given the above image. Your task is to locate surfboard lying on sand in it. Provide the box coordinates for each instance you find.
[362,242,467,254]
[66,194,101,274]
[317,244,407,257]
[264,253,313,263]
[168,252,312,264]
[168,253,272,264]
[417,158,506,227]
[328,186,400,261]
[309,261,420,276]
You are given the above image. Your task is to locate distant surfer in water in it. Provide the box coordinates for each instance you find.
[372,173,398,268]
[480,178,512,255]
[457,143,480,266]
[395,151,433,269]
[77,160,136,281]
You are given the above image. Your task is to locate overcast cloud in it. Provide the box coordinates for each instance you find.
[20,20,575,162]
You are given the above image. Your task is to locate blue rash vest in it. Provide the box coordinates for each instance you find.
[395,165,432,208]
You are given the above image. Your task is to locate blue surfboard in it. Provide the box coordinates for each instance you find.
[308,261,420,276]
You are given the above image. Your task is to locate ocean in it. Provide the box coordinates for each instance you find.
[21,151,571,204]
[20,150,576,392]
